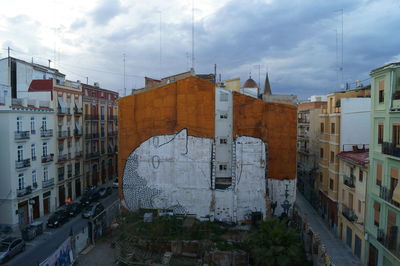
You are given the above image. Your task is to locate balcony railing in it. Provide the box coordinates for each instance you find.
[342,204,358,222]
[379,186,400,208]
[74,129,82,137]
[58,154,68,163]
[42,178,54,188]
[14,131,30,140]
[108,147,115,154]
[92,133,99,139]
[73,107,82,114]
[108,131,118,137]
[40,129,53,138]
[377,227,399,256]
[41,154,54,163]
[84,114,99,120]
[86,152,100,160]
[108,115,118,121]
[343,175,355,188]
[100,115,105,120]
[16,186,32,197]
[57,107,71,115]
[382,142,400,158]
[58,174,64,182]
[58,131,68,139]
[16,159,31,169]
[75,151,83,158]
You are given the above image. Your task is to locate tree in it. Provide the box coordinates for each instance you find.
[249,218,310,266]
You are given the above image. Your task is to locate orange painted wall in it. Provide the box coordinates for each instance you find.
[118,77,215,197]
[118,77,297,199]
[233,92,297,180]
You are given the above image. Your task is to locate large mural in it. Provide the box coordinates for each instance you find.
[122,129,270,222]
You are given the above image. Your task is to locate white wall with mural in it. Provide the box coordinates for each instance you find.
[122,130,274,222]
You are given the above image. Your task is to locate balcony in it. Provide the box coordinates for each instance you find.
[108,131,118,137]
[58,174,65,182]
[74,129,82,137]
[377,227,400,257]
[379,186,400,208]
[40,129,53,138]
[42,178,55,188]
[100,115,105,120]
[73,107,82,115]
[343,175,355,188]
[16,159,31,169]
[84,114,99,120]
[14,131,30,141]
[75,151,83,158]
[342,204,358,222]
[57,107,71,115]
[86,152,100,160]
[58,131,68,139]
[41,154,54,163]
[108,147,115,154]
[92,133,99,139]
[58,154,68,163]
[16,186,32,198]
[382,142,400,158]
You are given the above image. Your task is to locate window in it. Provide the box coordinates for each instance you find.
[75,162,80,176]
[378,123,384,144]
[43,167,48,181]
[331,123,335,134]
[378,79,384,103]
[220,138,227,144]
[320,122,324,133]
[30,117,35,134]
[58,167,65,180]
[329,179,334,190]
[376,163,382,186]
[320,173,323,182]
[219,164,227,171]
[17,145,23,161]
[31,144,36,161]
[393,124,400,147]
[374,201,380,226]
[18,173,24,190]
[67,164,72,178]
[320,148,324,159]
[43,142,48,157]
[350,166,355,177]
[41,117,47,130]
[359,170,363,182]
[390,167,398,200]
[330,151,335,163]
[32,170,37,187]
[17,117,22,132]
[220,113,228,119]
[220,92,228,102]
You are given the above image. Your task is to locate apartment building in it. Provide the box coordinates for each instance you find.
[0,83,56,231]
[82,83,118,188]
[337,148,368,264]
[297,96,326,205]
[319,87,370,231]
[366,62,400,266]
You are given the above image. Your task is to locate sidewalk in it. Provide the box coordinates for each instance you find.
[295,191,362,266]
[74,238,119,266]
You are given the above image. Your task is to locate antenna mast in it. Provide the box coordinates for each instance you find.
[159,11,162,79]
[191,0,195,70]
[123,53,126,96]
[341,9,344,86]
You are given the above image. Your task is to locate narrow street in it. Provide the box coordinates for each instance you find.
[7,190,118,266]
[296,190,362,266]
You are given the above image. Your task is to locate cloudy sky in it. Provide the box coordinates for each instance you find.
[0,0,399,100]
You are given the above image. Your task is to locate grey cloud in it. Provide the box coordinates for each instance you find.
[90,0,127,25]
[70,19,87,30]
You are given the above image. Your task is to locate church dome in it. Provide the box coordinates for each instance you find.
[243,78,258,88]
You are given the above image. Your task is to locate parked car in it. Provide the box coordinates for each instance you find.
[98,187,107,198]
[82,202,105,219]
[0,237,25,263]
[106,187,112,196]
[80,189,100,207]
[66,203,82,217]
[80,195,92,207]
[112,178,119,188]
[47,210,69,228]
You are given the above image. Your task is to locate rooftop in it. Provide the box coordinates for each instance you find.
[337,149,369,166]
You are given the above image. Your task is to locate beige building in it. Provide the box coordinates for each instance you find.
[297,99,327,205]
[337,149,368,263]
[319,87,370,231]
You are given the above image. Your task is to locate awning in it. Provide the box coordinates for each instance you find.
[57,96,65,109]
[392,183,400,203]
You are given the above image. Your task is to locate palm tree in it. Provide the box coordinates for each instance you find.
[250,218,310,266]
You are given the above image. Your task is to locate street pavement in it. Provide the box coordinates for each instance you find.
[296,190,362,266]
[6,189,118,266]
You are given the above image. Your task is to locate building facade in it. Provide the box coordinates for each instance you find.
[318,87,370,231]
[82,83,118,189]
[297,99,327,205]
[337,149,368,264]
[366,62,400,266]
[119,76,297,222]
